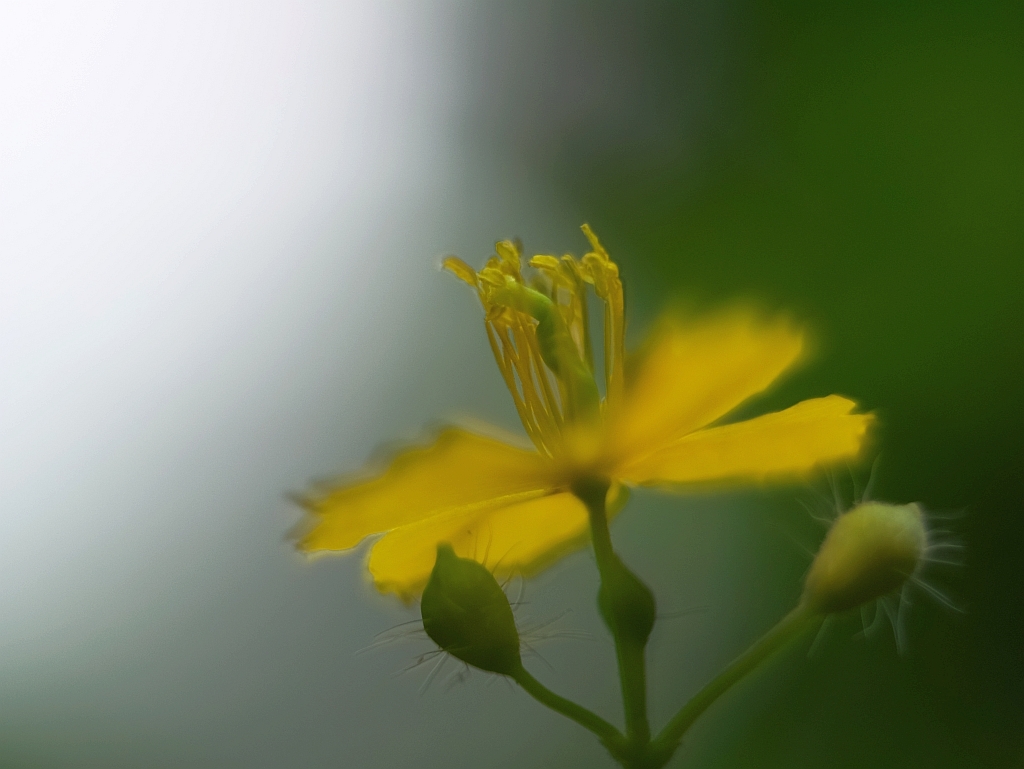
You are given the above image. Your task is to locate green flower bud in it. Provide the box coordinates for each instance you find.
[420,544,521,676]
[597,553,656,648]
[802,501,927,614]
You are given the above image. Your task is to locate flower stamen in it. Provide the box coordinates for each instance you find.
[580,224,625,412]
[445,236,610,456]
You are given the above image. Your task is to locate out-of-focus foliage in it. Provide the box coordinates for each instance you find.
[471,0,1023,766]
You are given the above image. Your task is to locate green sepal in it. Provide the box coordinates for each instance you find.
[421,544,522,676]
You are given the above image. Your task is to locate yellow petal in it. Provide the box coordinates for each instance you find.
[617,395,873,486]
[367,492,592,600]
[605,311,805,464]
[296,428,553,553]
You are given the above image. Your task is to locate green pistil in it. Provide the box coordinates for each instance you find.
[490,280,600,422]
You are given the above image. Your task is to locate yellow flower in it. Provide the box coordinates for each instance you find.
[296,226,873,600]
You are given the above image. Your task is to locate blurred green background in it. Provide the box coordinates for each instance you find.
[472,1,1023,765]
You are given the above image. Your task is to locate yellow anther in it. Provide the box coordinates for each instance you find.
[559,255,588,283]
[477,266,508,289]
[441,256,478,286]
[581,223,610,261]
[495,240,521,275]
[528,254,561,272]
[577,225,625,410]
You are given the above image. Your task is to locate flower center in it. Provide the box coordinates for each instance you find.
[443,225,625,462]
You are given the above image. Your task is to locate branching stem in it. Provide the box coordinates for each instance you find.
[511,663,626,754]
[574,477,660,768]
[570,476,818,769]
[651,605,819,756]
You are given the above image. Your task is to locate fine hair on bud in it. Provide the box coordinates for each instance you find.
[420,544,522,676]
[801,501,928,615]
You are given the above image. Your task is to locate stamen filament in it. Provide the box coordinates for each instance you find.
[498,323,558,455]
[512,314,564,431]
[486,321,549,454]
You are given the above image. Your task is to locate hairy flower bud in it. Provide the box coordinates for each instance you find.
[802,501,927,614]
[420,544,521,676]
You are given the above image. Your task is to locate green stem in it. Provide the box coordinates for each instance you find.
[651,605,820,755]
[614,639,650,745]
[573,478,654,749]
[584,479,616,567]
[511,663,626,754]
